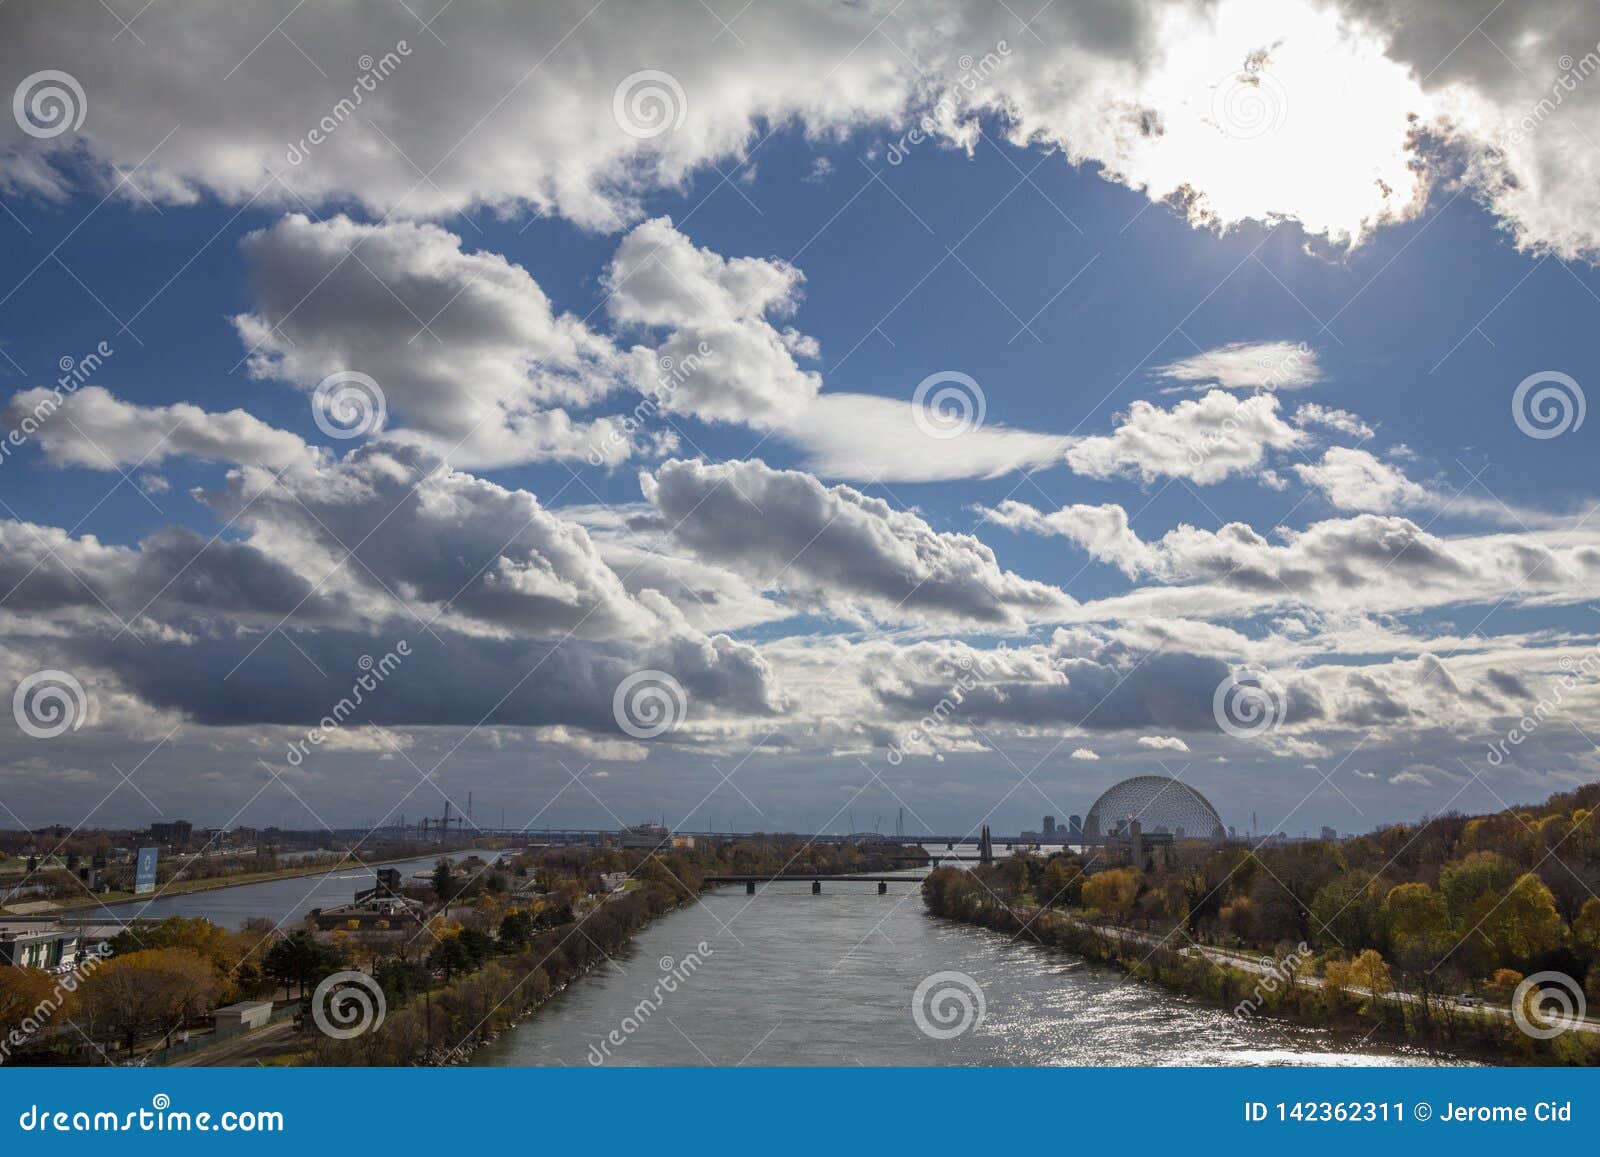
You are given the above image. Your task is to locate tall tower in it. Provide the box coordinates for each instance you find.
[978,824,993,865]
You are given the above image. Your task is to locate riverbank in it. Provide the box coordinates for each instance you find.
[307,874,696,1065]
[17,847,488,914]
[920,882,1600,1066]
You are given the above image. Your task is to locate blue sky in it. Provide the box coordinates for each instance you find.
[3,0,1600,840]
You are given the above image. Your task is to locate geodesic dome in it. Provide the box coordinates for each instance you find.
[1084,775,1224,841]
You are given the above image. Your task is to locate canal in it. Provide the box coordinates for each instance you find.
[100,849,492,928]
[471,870,1458,1067]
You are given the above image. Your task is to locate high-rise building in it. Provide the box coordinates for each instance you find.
[1068,814,1083,842]
[1042,815,1056,838]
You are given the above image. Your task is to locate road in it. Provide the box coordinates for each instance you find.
[165,1019,303,1067]
[1012,904,1600,1035]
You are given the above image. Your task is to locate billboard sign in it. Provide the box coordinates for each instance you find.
[134,846,159,895]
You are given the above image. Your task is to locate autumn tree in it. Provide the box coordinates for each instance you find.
[0,968,60,1057]
[73,948,221,1058]
[1438,851,1517,921]
[1466,873,1566,971]
[1082,868,1139,915]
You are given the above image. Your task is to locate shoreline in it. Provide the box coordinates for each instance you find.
[922,890,1599,1066]
[13,846,490,915]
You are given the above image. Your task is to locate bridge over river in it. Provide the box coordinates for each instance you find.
[704,874,928,894]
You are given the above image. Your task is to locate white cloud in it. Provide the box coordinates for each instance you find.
[605,216,821,426]
[1070,747,1100,760]
[783,392,1073,482]
[1138,735,1190,751]
[1389,769,1431,787]
[10,0,1600,256]
[1155,341,1321,391]
[641,457,1075,628]
[234,213,634,468]
[1294,402,1374,440]
[1294,446,1434,513]
[4,386,320,471]
[1063,390,1302,485]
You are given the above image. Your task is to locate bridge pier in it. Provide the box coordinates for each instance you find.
[811,880,821,894]
[878,880,887,894]
[746,880,756,894]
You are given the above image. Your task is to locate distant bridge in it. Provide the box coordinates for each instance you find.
[704,874,928,894]
[428,827,1077,848]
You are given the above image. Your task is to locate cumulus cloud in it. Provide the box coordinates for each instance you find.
[606,217,821,426]
[1063,390,1303,485]
[1293,446,1574,528]
[8,0,1600,255]
[987,499,1600,619]
[4,386,320,472]
[198,443,660,640]
[1138,735,1191,751]
[640,457,1075,628]
[1294,446,1435,512]
[1294,402,1374,440]
[234,213,634,468]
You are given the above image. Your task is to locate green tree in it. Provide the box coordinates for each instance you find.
[498,909,535,949]
[432,858,457,904]
[263,930,344,999]
[1038,857,1083,907]
[1309,874,1382,953]
[1470,873,1565,969]
[1438,851,1517,921]
[1382,882,1451,956]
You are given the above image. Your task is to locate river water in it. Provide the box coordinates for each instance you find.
[471,872,1457,1067]
[99,850,488,927]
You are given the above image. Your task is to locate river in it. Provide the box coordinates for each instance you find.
[471,871,1457,1067]
[99,850,491,928]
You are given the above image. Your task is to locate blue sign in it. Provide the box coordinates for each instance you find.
[133,847,158,895]
[0,1068,1593,1151]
